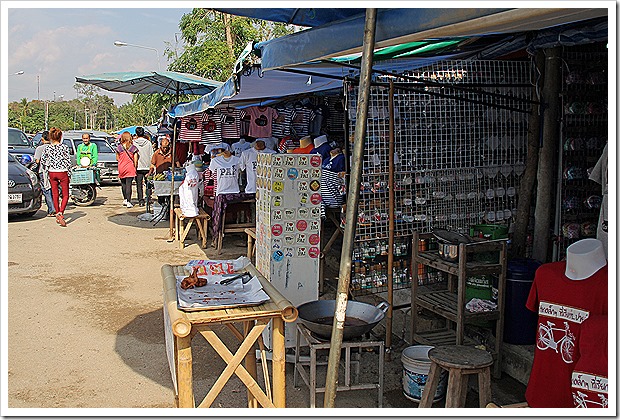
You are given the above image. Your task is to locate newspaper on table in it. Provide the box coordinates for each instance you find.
[177,257,268,311]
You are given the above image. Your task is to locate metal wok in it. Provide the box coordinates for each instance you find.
[297,300,389,340]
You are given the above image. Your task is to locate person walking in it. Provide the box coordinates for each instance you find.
[132,126,154,207]
[33,130,55,217]
[116,131,139,208]
[40,127,71,227]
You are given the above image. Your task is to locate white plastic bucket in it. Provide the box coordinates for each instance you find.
[401,345,448,402]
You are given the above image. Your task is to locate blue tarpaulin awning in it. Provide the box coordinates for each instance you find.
[254,8,607,70]
[214,8,366,27]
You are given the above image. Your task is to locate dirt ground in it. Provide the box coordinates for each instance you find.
[6,184,525,413]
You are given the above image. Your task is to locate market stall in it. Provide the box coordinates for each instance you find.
[161,258,298,408]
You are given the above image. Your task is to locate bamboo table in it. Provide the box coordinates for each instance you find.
[162,263,298,408]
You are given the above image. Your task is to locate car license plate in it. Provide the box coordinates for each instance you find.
[8,193,22,204]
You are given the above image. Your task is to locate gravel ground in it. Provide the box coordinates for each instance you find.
[5,184,525,414]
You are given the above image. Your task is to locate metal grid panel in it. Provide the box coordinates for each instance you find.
[347,60,533,293]
[555,48,607,261]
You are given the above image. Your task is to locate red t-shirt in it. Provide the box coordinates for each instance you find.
[525,261,608,408]
[571,315,608,408]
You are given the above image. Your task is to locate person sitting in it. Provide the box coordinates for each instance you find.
[76,133,98,167]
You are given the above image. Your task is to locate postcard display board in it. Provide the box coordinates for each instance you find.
[255,153,322,347]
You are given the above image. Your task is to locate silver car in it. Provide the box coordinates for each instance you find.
[61,131,119,183]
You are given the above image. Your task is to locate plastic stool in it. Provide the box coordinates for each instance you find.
[419,345,493,408]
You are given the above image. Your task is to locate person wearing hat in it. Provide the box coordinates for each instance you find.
[33,130,55,216]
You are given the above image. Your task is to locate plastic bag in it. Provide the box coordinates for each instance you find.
[179,164,199,217]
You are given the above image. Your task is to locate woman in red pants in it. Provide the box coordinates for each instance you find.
[40,127,72,227]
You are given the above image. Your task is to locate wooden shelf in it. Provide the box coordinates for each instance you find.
[410,231,508,378]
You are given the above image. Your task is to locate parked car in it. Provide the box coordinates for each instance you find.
[61,130,119,183]
[8,152,42,217]
[8,127,36,169]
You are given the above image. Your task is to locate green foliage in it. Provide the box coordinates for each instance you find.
[9,11,295,133]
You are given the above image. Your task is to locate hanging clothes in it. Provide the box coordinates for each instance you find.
[220,107,245,140]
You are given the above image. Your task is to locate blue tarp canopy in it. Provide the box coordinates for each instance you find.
[75,71,223,96]
[214,8,366,27]
[253,8,607,70]
[168,54,471,118]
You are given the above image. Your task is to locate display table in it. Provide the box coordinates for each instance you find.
[162,263,298,408]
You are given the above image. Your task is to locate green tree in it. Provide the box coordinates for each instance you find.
[166,9,295,82]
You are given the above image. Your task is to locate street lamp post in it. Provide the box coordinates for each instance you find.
[114,40,161,71]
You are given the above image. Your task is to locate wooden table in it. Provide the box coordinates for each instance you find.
[162,263,298,408]
[174,207,210,249]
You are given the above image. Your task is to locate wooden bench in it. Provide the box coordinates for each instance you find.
[174,207,210,250]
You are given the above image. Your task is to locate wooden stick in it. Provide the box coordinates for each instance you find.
[272,316,286,408]
[244,321,259,408]
[176,335,194,407]
[245,265,298,322]
[257,334,272,402]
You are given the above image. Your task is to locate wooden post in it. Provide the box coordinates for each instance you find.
[176,335,194,407]
[512,50,544,258]
[244,321,258,408]
[272,317,286,407]
[324,8,377,408]
[532,47,562,262]
[168,119,178,240]
[386,79,395,356]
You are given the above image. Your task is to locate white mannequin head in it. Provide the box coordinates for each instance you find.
[565,238,607,280]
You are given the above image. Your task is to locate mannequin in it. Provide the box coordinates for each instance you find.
[311,134,332,161]
[290,135,314,154]
[240,139,276,194]
[589,143,608,257]
[565,238,607,280]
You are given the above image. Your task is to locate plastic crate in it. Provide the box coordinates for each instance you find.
[71,169,95,184]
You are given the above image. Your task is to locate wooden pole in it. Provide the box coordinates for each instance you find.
[386,79,395,356]
[532,47,562,262]
[272,317,286,407]
[168,118,178,240]
[512,51,545,258]
[324,8,377,408]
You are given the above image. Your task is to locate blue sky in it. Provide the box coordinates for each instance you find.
[6,5,192,105]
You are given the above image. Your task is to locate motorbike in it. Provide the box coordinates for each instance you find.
[70,166,100,206]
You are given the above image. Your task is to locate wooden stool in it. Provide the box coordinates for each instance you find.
[174,208,210,249]
[419,345,493,408]
[245,228,256,259]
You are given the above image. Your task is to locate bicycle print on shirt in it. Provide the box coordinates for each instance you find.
[536,301,589,364]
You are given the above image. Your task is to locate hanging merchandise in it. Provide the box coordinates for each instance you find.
[246,105,279,138]
[200,108,223,146]
[220,106,245,140]
[178,112,203,142]
[291,104,316,138]
[272,103,294,139]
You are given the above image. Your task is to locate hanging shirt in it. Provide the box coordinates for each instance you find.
[201,109,223,146]
[178,113,203,142]
[240,147,276,194]
[231,139,252,157]
[272,105,293,139]
[220,108,245,140]
[525,261,608,408]
[291,107,315,138]
[246,106,278,138]
[325,96,346,132]
[209,154,241,195]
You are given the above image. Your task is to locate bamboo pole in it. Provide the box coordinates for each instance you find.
[245,264,298,322]
[272,316,286,408]
[532,47,562,262]
[324,8,377,408]
[176,335,194,407]
[385,79,395,356]
[161,264,192,337]
[512,51,544,258]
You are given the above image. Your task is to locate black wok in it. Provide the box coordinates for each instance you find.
[297,300,389,340]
